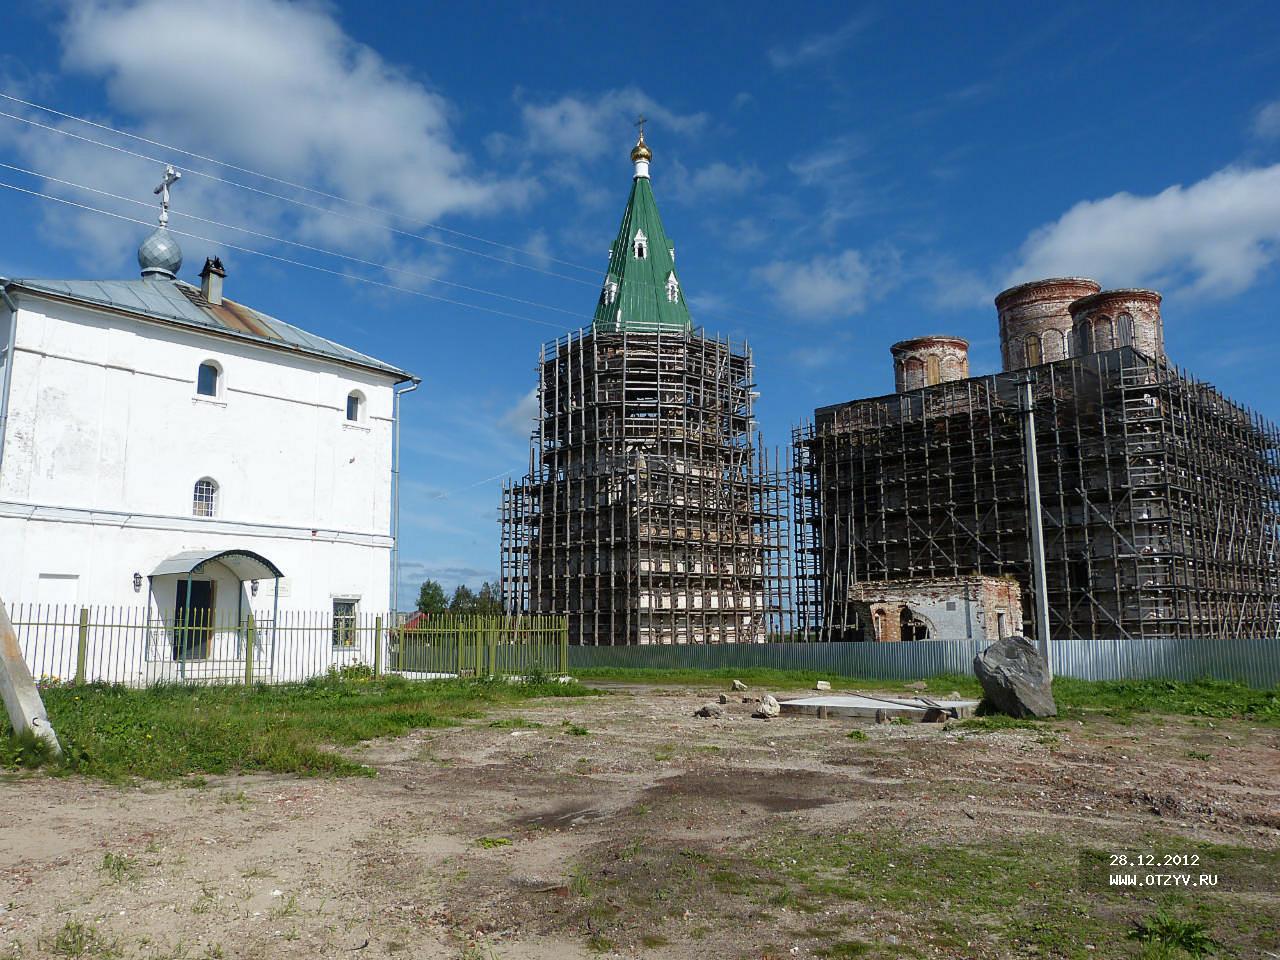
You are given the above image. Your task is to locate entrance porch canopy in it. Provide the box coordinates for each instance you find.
[151,549,284,582]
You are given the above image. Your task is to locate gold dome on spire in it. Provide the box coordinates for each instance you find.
[630,131,652,163]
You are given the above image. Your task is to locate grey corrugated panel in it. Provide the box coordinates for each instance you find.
[568,639,1280,687]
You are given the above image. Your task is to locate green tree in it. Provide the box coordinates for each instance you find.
[446,582,504,616]
[476,581,503,616]
[448,584,477,614]
[416,579,447,615]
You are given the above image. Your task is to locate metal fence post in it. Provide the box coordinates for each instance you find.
[560,618,568,676]
[75,607,89,685]
[244,613,255,686]
[374,615,384,677]
[487,619,497,679]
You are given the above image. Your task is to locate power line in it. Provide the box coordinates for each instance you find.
[0,107,599,289]
[0,91,782,330]
[0,90,603,277]
[0,177,568,329]
[0,159,584,320]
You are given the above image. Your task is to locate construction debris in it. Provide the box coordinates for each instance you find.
[752,695,781,719]
[814,680,831,691]
[732,680,748,692]
[694,703,728,719]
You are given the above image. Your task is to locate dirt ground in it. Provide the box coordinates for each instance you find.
[2,682,1278,960]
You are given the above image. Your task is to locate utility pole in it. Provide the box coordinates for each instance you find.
[1017,374,1053,676]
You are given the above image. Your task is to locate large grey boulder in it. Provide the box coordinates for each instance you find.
[973,636,1057,719]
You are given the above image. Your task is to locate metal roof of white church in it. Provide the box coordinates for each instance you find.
[3,275,414,382]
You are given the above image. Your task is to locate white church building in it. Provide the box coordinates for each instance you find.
[0,179,418,680]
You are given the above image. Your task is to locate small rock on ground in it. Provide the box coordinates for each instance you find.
[694,703,728,719]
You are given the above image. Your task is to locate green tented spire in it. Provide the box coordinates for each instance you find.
[591,132,693,334]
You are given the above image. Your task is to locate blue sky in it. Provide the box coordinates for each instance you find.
[2,1,1279,604]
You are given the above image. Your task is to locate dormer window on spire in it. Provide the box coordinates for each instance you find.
[602,279,618,305]
[633,229,648,260]
[665,272,680,303]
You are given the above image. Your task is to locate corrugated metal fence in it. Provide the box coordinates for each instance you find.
[568,638,1280,687]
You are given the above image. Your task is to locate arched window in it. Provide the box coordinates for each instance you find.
[926,355,941,385]
[1116,312,1135,347]
[192,478,218,517]
[632,229,648,260]
[196,361,221,397]
[1025,337,1042,367]
[346,390,365,423]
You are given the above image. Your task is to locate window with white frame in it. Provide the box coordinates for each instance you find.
[346,390,365,422]
[196,361,221,397]
[632,229,648,260]
[332,598,358,648]
[192,478,218,517]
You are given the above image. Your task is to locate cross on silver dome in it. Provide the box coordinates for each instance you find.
[139,164,183,280]
[153,164,180,227]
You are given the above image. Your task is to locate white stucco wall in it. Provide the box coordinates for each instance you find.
[0,291,403,619]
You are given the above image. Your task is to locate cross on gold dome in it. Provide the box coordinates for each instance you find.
[630,115,652,163]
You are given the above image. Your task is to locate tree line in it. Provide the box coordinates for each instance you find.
[415,579,502,617]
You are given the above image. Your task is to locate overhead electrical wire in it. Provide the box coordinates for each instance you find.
[0,90,602,278]
[0,90,779,330]
[0,177,566,329]
[0,107,598,288]
[0,159,585,320]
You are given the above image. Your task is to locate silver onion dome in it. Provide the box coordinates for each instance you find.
[138,227,183,280]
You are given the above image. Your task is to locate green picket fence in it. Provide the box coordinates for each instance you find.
[389,614,568,678]
[7,603,568,688]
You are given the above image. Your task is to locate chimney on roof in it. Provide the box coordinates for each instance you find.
[199,257,226,305]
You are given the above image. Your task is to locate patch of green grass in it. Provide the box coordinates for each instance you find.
[42,919,121,958]
[0,728,59,771]
[98,852,138,884]
[815,940,872,959]
[562,722,590,736]
[846,729,869,741]
[1129,910,1219,958]
[756,830,1280,958]
[24,674,594,781]
[475,836,512,849]
[1052,677,1280,724]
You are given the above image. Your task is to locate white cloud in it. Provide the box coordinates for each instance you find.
[520,87,706,161]
[767,12,874,70]
[499,387,539,436]
[5,0,527,271]
[788,135,867,186]
[667,159,765,204]
[1253,99,1280,139]
[1009,163,1280,297]
[757,248,897,318]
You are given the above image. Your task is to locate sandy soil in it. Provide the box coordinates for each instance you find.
[1,683,1277,959]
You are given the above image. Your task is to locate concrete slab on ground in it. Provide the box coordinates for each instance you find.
[779,693,980,720]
